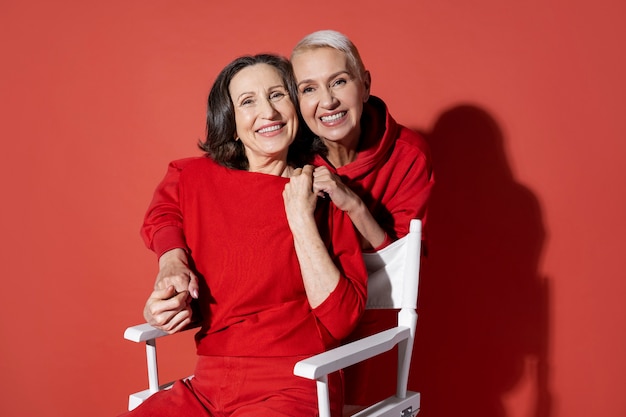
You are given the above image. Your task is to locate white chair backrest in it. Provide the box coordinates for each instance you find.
[362,219,422,310]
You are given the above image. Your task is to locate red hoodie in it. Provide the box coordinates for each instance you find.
[313,95,434,250]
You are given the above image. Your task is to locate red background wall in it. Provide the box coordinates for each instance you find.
[1,1,624,416]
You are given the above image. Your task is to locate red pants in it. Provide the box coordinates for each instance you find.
[120,355,343,417]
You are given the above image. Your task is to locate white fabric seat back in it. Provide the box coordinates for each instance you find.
[363,219,422,311]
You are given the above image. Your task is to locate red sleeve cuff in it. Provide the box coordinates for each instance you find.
[313,277,364,341]
[151,225,187,258]
[366,232,393,253]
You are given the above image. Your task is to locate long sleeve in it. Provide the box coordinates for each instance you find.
[379,129,434,241]
[140,158,194,258]
[310,203,368,343]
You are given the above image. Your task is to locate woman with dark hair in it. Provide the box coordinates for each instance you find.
[199,54,311,171]
[124,53,367,417]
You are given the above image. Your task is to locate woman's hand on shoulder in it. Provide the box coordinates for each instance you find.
[283,165,317,228]
[312,166,361,214]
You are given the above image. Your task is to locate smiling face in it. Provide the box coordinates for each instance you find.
[229,63,299,168]
[291,47,370,149]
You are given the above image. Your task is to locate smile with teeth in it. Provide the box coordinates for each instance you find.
[257,124,283,134]
[320,112,346,122]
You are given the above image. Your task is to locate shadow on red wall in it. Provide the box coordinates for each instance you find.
[410,104,552,417]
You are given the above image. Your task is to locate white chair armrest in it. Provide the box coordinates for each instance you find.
[124,323,171,342]
[124,322,200,343]
[123,322,200,410]
[294,326,411,380]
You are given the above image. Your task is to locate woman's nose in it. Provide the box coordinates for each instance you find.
[260,98,279,118]
[319,87,338,109]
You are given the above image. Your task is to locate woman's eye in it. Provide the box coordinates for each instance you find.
[241,98,254,106]
[270,91,285,101]
[300,86,314,95]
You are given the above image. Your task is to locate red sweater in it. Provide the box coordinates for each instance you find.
[141,157,367,357]
[315,95,434,250]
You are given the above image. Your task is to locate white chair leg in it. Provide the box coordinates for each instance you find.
[146,339,160,394]
[316,375,332,417]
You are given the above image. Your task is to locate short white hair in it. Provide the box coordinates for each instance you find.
[291,30,366,81]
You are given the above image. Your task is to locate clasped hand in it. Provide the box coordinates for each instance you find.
[283,165,318,227]
[312,166,360,213]
[144,248,199,334]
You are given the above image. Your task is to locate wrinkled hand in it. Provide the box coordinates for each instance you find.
[283,165,318,229]
[155,248,199,299]
[143,285,193,334]
[313,166,360,213]
[144,248,199,334]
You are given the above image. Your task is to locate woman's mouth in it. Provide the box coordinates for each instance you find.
[320,111,346,124]
[257,123,284,134]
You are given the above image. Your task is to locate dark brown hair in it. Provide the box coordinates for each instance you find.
[198,54,313,170]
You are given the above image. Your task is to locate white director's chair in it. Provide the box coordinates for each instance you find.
[124,219,423,417]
